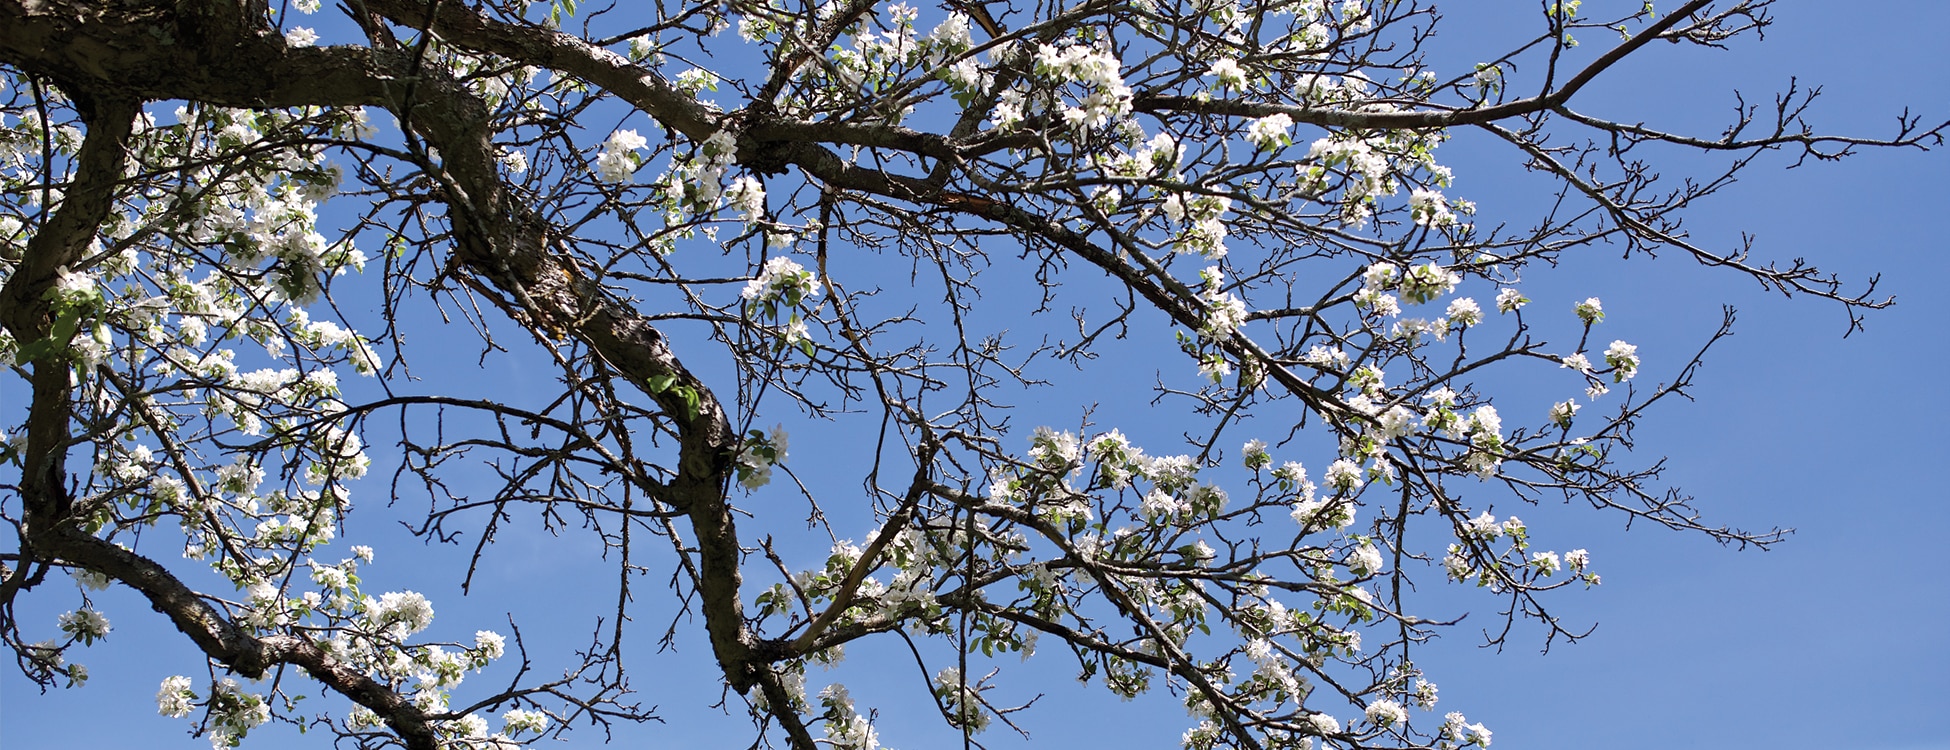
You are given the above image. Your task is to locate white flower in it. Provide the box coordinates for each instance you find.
[1197,266,1248,338]
[742,256,821,306]
[294,0,321,11]
[1409,188,1455,226]
[1565,548,1590,570]
[1241,439,1270,469]
[675,68,721,94]
[1548,399,1579,428]
[1472,64,1502,92]
[499,148,528,174]
[1031,44,1133,128]
[70,568,111,591]
[1531,551,1561,576]
[1365,699,1408,727]
[725,176,766,222]
[927,12,974,50]
[1464,405,1502,447]
[1414,679,1440,709]
[1340,0,1373,31]
[58,609,111,642]
[453,714,490,738]
[285,27,319,48]
[1361,262,1398,291]
[50,267,99,307]
[1494,287,1526,313]
[1446,297,1482,327]
[1355,289,1401,317]
[1574,297,1604,324]
[1198,354,1233,383]
[768,425,790,458]
[157,675,196,718]
[1604,340,1640,381]
[1140,488,1184,521]
[738,462,773,490]
[1272,461,1315,499]
[364,590,435,635]
[989,88,1026,130]
[1028,426,1081,469]
[475,630,507,659]
[1324,459,1363,493]
[1444,712,1494,747]
[1301,345,1350,370]
[1560,352,1592,372]
[1347,543,1383,575]
[1246,113,1293,150]
[1376,405,1417,439]
[595,129,647,184]
[504,708,550,735]
[1465,511,1500,540]
[1399,263,1460,305]
[1307,712,1341,735]
[1206,58,1248,89]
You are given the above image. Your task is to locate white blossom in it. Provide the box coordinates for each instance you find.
[1494,287,1527,313]
[1574,297,1604,324]
[1324,459,1363,493]
[1548,399,1579,427]
[157,675,196,718]
[58,609,111,643]
[1207,58,1249,89]
[70,568,112,591]
[504,708,550,735]
[1409,188,1455,226]
[1365,699,1408,726]
[1347,543,1383,575]
[725,176,766,222]
[742,256,811,301]
[1198,266,1248,338]
[595,129,646,184]
[475,630,507,660]
[364,591,434,635]
[1241,439,1270,469]
[1605,340,1640,381]
[499,148,528,174]
[1246,113,1293,150]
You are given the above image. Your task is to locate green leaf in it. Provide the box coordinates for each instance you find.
[16,308,82,364]
[672,384,701,421]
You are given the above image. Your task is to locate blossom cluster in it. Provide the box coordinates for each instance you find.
[595,128,647,184]
[734,425,791,490]
[741,255,822,348]
[1032,43,1134,129]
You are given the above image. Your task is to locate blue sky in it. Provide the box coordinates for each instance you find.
[4,2,1948,749]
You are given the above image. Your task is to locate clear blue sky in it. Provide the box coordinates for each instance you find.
[4,3,1946,749]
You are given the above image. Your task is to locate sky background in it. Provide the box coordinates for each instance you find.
[4,2,1948,748]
